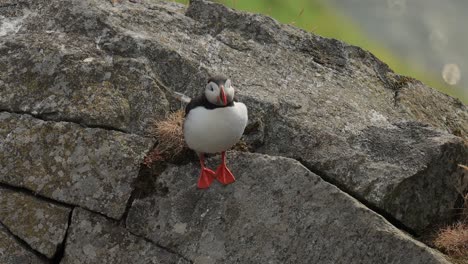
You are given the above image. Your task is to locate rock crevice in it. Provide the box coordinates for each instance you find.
[294,159,418,236]
[51,208,74,264]
[0,109,128,133]
[0,222,49,263]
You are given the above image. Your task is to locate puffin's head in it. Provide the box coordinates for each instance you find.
[204,75,235,106]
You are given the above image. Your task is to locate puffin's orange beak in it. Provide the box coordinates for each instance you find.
[220,85,227,105]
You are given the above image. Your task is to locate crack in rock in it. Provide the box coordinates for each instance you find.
[0,222,49,263]
[0,112,153,219]
[60,208,191,263]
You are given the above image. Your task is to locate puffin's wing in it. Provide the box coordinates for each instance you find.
[185,95,205,116]
[173,92,191,104]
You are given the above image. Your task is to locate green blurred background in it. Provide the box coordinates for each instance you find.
[175,0,467,104]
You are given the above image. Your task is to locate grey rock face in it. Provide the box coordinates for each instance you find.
[61,208,189,264]
[275,120,468,232]
[0,112,152,219]
[3,0,461,231]
[344,122,467,230]
[0,187,71,258]
[0,223,46,264]
[1,0,465,232]
[0,0,171,135]
[0,0,466,262]
[184,0,468,232]
[127,152,449,264]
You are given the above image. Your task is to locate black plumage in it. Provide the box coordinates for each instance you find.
[185,75,236,116]
[185,95,235,116]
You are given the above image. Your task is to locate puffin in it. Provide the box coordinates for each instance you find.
[183,75,248,189]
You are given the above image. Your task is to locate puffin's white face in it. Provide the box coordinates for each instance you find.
[205,79,235,106]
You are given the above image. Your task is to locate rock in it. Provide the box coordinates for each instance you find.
[1,0,467,251]
[61,208,190,264]
[126,152,449,264]
[184,0,468,232]
[0,1,171,135]
[2,0,465,232]
[267,120,468,232]
[0,112,153,219]
[0,187,71,258]
[345,122,467,230]
[0,223,46,264]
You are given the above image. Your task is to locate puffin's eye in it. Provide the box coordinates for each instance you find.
[206,82,216,92]
[207,82,218,92]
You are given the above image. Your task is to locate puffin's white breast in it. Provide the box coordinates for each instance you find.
[183,102,248,154]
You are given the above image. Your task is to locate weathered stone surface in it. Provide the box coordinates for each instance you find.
[344,122,467,230]
[127,152,449,264]
[273,121,468,232]
[0,223,46,264]
[0,0,171,135]
[1,0,467,255]
[0,187,71,258]
[1,0,466,232]
[184,0,468,232]
[61,208,189,264]
[0,112,152,219]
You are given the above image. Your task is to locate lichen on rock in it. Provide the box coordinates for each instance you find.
[0,223,46,264]
[0,112,153,219]
[61,208,190,264]
[0,0,467,262]
[127,151,449,264]
[0,187,71,258]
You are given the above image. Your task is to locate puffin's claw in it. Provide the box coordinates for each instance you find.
[215,164,236,185]
[197,168,216,189]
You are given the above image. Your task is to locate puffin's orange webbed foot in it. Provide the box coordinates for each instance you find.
[216,164,236,185]
[197,167,216,189]
[215,151,236,185]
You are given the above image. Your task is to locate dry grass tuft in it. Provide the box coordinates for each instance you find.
[434,222,468,257]
[432,164,468,262]
[142,148,164,167]
[151,110,186,157]
[143,110,188,167]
